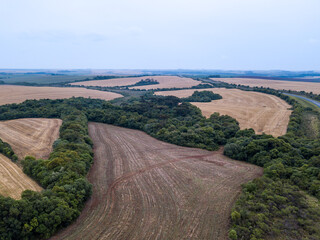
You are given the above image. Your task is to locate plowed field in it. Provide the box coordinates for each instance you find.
[156,88,292,137]
[0,154,42,199]
[71,76,200,90]
[213,78,320,94]
[51,123,262,240]
[0,118,62,159]
[0,85,122,105]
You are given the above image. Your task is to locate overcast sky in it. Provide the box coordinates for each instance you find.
[0,0,319,70]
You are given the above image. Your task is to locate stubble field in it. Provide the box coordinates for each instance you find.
[51,123,262,240]
[0,154,42,199]
[213,77,320,94]
[70,76,200,90]
[156,88,292,137]
[0,118,61,199]
[0,85,123,105]
[0,118,62,159]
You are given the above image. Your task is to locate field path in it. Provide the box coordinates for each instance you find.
[0,118,62,159]
[51,123,262,240]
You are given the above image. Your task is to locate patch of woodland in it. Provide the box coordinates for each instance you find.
[180,90,222,102]
[0,89,319,239]
[0,138,18,162]
[223,89,320,239]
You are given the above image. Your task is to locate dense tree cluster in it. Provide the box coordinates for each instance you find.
[0,138,18,162]
[0,89,319,239]
[129,78,159,87]
[226,95,320,239]
[181,90,222,102]
[0,106,93,239]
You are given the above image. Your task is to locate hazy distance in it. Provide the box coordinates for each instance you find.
[0,0,319,70]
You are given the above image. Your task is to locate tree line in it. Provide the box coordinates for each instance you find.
[0,90,319,239]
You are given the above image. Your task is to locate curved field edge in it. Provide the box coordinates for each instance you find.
[51,123,262,240]
[155,88,292,137]
[0,118,62,159]
[0,154,42,199]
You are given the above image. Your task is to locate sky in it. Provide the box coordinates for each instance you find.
[0,0,319,70]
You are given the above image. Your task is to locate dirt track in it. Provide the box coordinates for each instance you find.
[51,123,262,240]
[71,76,200,90]
[0,118,62,159]
[0,154,42,199]
[156,88,292,137]
[0,85,122,105]
[213,77,320,94]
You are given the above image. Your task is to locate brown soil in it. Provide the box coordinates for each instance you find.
[0,85,122,105]
[0,118,62,159]
[156,88,292,137]
[51,123,262,240]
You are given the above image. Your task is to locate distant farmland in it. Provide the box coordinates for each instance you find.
[156,88,292,137]
[0,118,62,159]
[0,85,123,105]
[51,123,262,240]
[213,78,320,94]
[71,75,200,89]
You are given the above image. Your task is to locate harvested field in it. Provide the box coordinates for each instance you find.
[213,77,320,94]
[0,154,42,199]
[51,123,262,240]
[70,76,200,90]
[156,88,292,137]
[0,118,62,159]
[0,85,122,105]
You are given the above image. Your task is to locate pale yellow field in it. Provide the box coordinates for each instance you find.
[71,76,200,90]
[0,85,123,105]
[156,88,292,137]
[0,118,62,159]
[213,78,320,94]
[0,154,42,199]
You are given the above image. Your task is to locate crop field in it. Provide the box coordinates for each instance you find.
[0,85,123,105]
[51,123,262,240]
[0,118,62,159]
[70,75,200,89]
[213,77,320,94]
[156,88,292,137]
[0,154,42,199]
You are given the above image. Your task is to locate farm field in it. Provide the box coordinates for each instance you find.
[156,88,292,137]
[0,118,62,159]
[70,75,200,90]
[0,154,42,199]
[0,85,123,105]
[213,77,320,94]
[51,123,262,240]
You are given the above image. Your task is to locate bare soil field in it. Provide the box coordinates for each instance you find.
[51,123,262,240]
[70,76,200,90]
[0,154,42,199]
[0,118,62,159]
[0,85,122,105]
[156,88,292,137]
[213,77,320,94]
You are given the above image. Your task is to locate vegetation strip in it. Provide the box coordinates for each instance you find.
[0,86,319,239]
